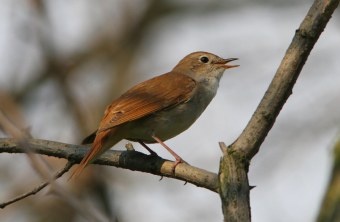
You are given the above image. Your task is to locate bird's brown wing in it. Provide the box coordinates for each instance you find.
[97,72,197,132]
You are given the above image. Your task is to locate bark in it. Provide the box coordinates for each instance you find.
[0,138,218,193]
[218,0,340,221]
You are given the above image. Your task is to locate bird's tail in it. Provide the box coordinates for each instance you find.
[69,129,117,179]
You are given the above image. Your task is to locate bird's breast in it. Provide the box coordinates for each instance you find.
[122,79,220,143]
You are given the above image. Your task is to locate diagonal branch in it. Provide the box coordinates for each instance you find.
[219,0,340,221]
[230,0,340,159]
[0,138,219,193]
[0,161,73,209]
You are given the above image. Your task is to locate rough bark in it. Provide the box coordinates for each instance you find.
[218,0,340,221]
[0,138,218,193]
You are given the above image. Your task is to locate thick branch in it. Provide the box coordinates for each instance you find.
[0,138,218,193]
[218,143,251,222]
[230,0,340,159]
[219,0,339,221]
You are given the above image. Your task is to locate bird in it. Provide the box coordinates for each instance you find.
[70,51,239,178]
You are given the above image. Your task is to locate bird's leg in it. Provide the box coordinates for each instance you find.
[138,141,158,156]
[151,135,188,172]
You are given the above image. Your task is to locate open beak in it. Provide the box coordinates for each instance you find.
[221,58,239,69]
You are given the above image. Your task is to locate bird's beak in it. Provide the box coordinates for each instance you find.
[220,58,239,69]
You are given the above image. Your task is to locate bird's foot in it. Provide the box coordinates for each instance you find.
[171,157,189,173]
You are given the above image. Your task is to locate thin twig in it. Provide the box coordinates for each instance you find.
[0,100,110,221]
[0,161,73,209]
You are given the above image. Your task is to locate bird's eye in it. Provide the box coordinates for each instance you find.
[200,56,209,63]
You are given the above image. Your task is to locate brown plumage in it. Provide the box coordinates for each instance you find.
[70,72,197,178]
[70,51,238,178]
[71,129,112,178]
[98,72,197,132]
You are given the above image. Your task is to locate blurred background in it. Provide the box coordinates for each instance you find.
[0,0,339,221]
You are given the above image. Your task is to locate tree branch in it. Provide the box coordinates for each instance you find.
[218,142,251,222]
[1,0,338,219]
[219,0,339,221]
[0,161,73,209]
[230,0,340,159]
[0,138,219,193]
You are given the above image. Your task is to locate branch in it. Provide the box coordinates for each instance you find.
[0,161,73,209]
[219,0,339,221]
[0,138,219,193]
[230,0,340,159]
[218,142,251,222]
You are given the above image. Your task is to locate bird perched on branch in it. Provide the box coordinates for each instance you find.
[70,51,239,178]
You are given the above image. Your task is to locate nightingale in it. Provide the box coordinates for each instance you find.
[70,51,238,178]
